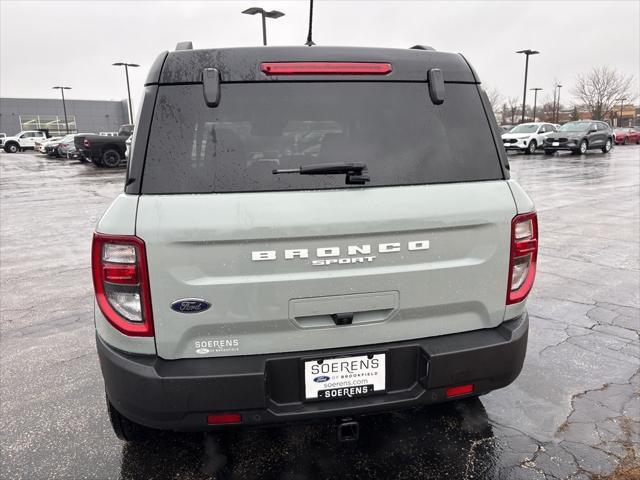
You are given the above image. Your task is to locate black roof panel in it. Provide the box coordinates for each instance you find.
[148,46,477,85]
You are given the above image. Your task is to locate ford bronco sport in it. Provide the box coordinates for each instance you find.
[92,43,537,441]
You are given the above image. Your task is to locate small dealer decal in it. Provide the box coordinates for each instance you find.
[194,338,240,354]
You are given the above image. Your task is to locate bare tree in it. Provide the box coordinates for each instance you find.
[484,86,503,111]
[507,96,520,124]
[572,67,636,120]
[543,94,557,122]
[570,106,580,121]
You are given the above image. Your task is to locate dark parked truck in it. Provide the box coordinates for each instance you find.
[92,44,538,442]
[75,124,133,167]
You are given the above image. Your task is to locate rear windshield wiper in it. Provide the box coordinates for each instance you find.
[272,162,370,185]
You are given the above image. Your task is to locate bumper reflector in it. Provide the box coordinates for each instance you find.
[207,413,242,425]
[446,384,474,398]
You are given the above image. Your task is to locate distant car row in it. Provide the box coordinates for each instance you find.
[501,121,639,155]
[1,125,133,168]
[36,134,92,159]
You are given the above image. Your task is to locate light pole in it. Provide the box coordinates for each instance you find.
[113,62,139,124]
[52,86,71,134]
[242,7,285,46]
[516,49,539,123]
[530,87,542,121]
[555,84,563,123]
[618,98,626,126]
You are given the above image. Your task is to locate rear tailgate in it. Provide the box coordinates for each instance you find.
[134,63,514,360]
[137,184,514,359]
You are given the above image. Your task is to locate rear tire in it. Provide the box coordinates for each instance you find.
[107,397,152,442]
[4,142,18,153]
[102,149,121,168]
[601,138,612,153]
[526,140,537,155]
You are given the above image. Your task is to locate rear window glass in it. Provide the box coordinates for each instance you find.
[142,82,502,193]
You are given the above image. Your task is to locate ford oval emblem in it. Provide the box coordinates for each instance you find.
[314,375,330,383]
[171,298,211,314]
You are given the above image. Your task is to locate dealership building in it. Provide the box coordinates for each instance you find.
[0,97,129,137]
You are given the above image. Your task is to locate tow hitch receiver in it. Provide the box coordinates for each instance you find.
[337,418,359,442]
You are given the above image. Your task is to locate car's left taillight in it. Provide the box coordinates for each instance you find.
[507,212,538,305]
[92,233,154,336]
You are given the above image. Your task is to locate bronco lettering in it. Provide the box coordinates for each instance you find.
[252,240,429,262]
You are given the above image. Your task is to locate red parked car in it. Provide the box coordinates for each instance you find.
[613,128,640,145]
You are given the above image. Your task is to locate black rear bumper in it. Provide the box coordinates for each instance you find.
[97,312,528,431]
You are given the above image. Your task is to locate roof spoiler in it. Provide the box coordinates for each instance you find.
[176,41,193,51]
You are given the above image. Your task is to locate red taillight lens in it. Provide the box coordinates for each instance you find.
[507,212,538,305]
[103,264,138,284]
[83,139,90,148]
[446,384,474,398]
[92,233,154,336]
[260,62,392,75]
[207,413,242,425]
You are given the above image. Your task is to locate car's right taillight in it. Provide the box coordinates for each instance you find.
[84,139,90,148]
[507,212,538,305]
[91,233,154,336]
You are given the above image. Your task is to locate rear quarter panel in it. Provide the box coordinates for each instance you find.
[94,194,156,354]
[505,180,536,321]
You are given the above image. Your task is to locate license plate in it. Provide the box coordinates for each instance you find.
[552,142,559,146]
[304,353,386,400]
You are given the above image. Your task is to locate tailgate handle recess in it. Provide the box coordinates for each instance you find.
[331,312,354,326]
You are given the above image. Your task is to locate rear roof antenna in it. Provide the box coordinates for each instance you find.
[305,0,315,46]
[410,45,435,51]
[176,41,193,51]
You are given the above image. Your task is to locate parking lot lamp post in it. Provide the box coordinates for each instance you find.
[52,86,71,134]
[113,63,139,124]
[516,49,539,123]
[530,87,542,121]
[555,84,562,123]
[242,7,285,46]
[618,98,626,126]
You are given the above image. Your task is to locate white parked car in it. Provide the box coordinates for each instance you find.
[2,130,49,153]
[501,122,557,154]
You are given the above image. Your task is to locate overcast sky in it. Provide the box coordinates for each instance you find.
[1,0,639,110]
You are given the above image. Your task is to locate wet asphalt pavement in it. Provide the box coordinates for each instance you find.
[1,147,638,480]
